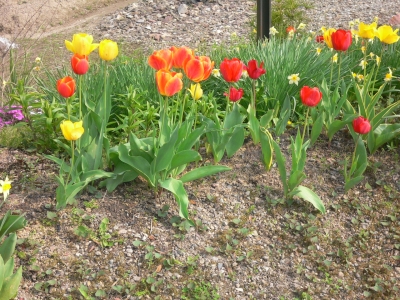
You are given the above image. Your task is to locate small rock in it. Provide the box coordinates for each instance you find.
[178,4,188,15]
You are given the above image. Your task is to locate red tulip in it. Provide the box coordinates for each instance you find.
[331,29,352,51]
[246,59,266,80]
[352,116,371,134]
[57,76,76,98]
[170,46,194,69]
[300,86,322,107]
[71,54,89,75]
[224,86,244,102]
[155,70,183,97]
[184,55,214,82]
[219,58,244,83]
[286,26,295,33]
[148,49,173,71]
[315,35,324,43]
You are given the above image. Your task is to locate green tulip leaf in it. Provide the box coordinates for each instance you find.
[290,186,326,214]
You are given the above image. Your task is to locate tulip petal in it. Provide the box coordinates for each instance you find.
[165,76,183,97]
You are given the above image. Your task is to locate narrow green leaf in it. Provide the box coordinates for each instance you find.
[170,150,202,171]
[290,186,326,214]
[345,176,364,192]
[260,128,274,171]
[179,166,231,183]
[158,178,190,221]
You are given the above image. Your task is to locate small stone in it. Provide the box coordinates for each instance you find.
[178,4,188,15]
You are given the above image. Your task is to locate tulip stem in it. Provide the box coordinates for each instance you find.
[66,97,71,120]
[301,107,310,144]
[349,134,361,179]
[79,75,83,120]
[225,85,231,119]
[103,62,108,123]
[66,140,75,184]
[252,80,256,111]
[337,52,342,85]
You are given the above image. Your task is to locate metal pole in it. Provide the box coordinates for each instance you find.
[257,0,272,41]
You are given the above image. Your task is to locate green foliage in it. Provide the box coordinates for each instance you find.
[272,0,313,36]
[0,211,26,299]
[181,281,220,300]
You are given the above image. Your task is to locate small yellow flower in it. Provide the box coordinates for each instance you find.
[269,26,278,36]
[242,69,249,78]
[35,57,41,64]
[332,53,338,63]
[33,66,40,71]
[361,46,366,54]
[60,120,85,141]
[2,80,7,88]
[252,28,257,34]
[297,23,306,30]
[288,30,295,39]
[369,52,375,58]
[288,73,300,85]
[188,83,203,100]
[376,55,381,66]
[384,68,393,82]
[349,21,355,28]
[212,69,220,77]
[373,16,379,23]
[355,19,360,25]
[0,176,12,201]
[359,60,368,70]
[356,74,364,82]
[287,120,293,126]
[352,72,357,78]
[99,39,119,61]
[316,47,322,55]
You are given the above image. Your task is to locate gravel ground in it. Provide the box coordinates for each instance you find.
[93,0,400,51]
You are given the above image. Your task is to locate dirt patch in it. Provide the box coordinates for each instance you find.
[0,0,136,40]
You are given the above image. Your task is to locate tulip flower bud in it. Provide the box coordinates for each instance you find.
[57,76,76,98]
[71,54,89,75]
[60,120,85,141]
[300,86,322,107]
[224,86,244,102]
[99,39,119,61]
[352,116,371,134]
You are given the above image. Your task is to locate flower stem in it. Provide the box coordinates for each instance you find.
[79,75,83,120]
[66,140,75,184]
[301,107,310,143]
[337,51,342,85]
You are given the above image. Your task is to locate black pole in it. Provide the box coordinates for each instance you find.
[257,0,272,41]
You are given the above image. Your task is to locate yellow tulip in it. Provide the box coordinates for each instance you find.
[354,22,377,39]
[188,83,203,100]
[99,40,119,61]
[375,25,400,44]
[323,28,336,48]
[65,33,99,56]
[60,120,84,141]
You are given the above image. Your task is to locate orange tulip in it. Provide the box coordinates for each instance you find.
[184,55,214,82]
[148,49,173,71]
[155,70,183,96]
[170,46,194,69]
[57,76,76,98]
